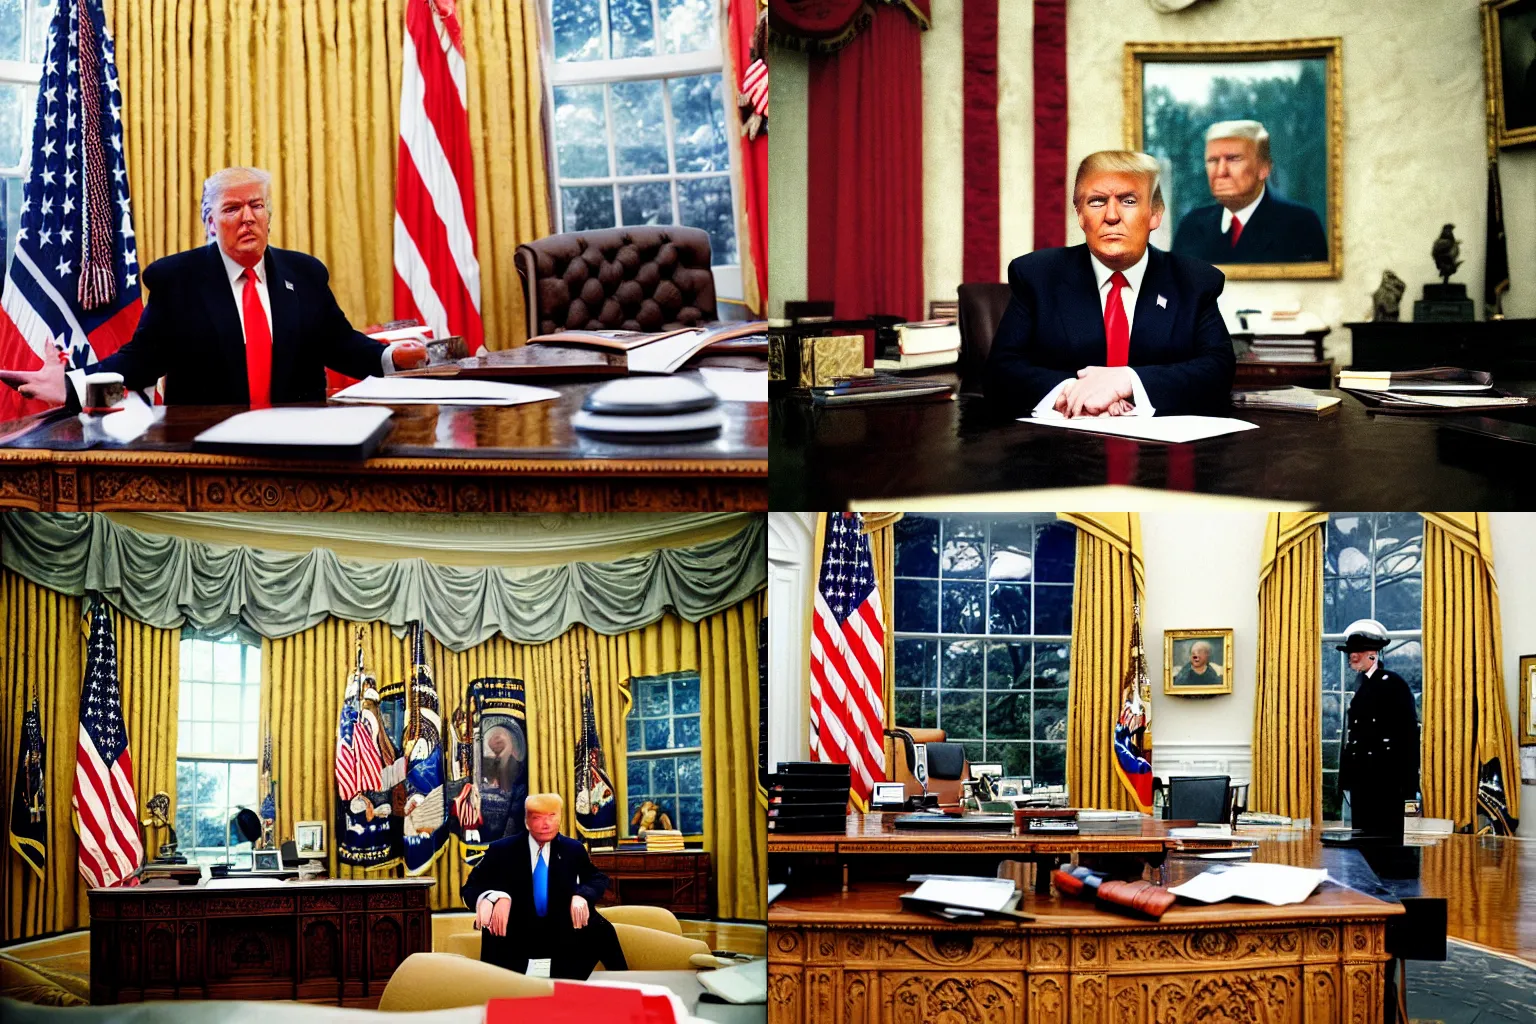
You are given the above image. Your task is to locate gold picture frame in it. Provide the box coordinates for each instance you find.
[294,819,327,859]
[1520,654,1536,744]
[1483,0,1536,150]
[1164,628,1234,696]
[1124,38,1344,280]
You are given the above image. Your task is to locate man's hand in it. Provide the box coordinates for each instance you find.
[1106,398,1136,416]
[570,894,590,929]
[0,358,67,406]
[477,894,511,936]
[390,340,429,371]
[1065,366,1134,418]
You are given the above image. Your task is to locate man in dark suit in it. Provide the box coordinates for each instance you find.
[986,150,1235,418]
[1,166,426,409]
[461,792,627,980]
[1171,121,1327,264]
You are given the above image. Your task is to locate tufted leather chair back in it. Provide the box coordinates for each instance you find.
[515,226,718,337]
[957,282,1012,396]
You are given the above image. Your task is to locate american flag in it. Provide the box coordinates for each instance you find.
[809,513,887,807]
[72,598,143,889]
[336,645,384,800]
[394,0,482,353]
[0,0,140,422]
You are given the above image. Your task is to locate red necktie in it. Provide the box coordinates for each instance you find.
[241,267,273,408]
[1229,215,1244,248]
[1104,270,1130,367]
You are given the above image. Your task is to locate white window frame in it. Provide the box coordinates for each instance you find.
[176,632,263,867]
[540,0,743,300]
[625,671,705,839]
[0,4,55,257]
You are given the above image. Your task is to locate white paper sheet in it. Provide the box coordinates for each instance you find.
[699,368,769,403]
[1021,414,1259,443]
[331,376,561,406]
[697,958,767,1005]
[195,406,393,446]
[626,330,717,374]
[906,877,1019,912]
[1168,863,1328,906]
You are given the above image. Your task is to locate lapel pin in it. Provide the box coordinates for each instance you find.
[285,280,295,291]
[1156,294,1167,309]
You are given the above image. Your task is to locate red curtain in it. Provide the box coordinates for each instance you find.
[962,0,999,284]
[1033,0,1068,251]
[727,0,768,313]
[805,3,925,323]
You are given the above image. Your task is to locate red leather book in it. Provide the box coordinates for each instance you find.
[486,982,679,1023]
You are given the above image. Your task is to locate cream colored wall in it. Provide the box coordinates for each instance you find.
[770,0,1531,336]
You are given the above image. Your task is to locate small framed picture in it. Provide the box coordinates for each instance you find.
[1164,628,1235,695]
[295,820,327,859]
[252,850,282,872]
[1519,654,1536,744]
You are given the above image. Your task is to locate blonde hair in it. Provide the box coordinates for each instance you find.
[201,167,273,237]
[524,793,563,816]
[1205,120,1271,164]
[1072,151,1163,211]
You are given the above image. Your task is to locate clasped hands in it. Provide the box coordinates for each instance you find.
[475,893,590,936]
[1052,365,1136,418]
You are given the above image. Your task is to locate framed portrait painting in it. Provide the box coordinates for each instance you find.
[1485,0,1536,148]
[1163,628,1234,696]
[1125,39,1343,280]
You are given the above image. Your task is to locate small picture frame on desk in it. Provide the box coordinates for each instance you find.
[295,820,327,860]
[252,850,282,872]
[1164,628,1235,695]
[1519,654,1536,744]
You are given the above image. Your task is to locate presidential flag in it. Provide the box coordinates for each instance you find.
[73,597,143,888]
[0,0,141,423]
[401,621,449,874]
[394,0,482,353]
[809,512,886,809]
[1112,602,1154,814]
[8,697,47,879]
[574,658,616,843]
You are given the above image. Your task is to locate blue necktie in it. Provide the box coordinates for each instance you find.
[533,848,548,918]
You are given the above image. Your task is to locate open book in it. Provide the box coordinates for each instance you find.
[530,321,768,374]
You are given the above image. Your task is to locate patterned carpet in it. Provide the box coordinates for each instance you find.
[1405,941,1536,1023]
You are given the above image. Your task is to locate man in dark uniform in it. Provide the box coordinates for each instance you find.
[1337,619,1419,843]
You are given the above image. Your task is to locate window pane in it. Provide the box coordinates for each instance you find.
[1327,515,1370,577]
[894,580,937,633]
[677,754,702,794]
[677,175,736,264]
[562,185,616,232]
[677,794,704,834]
[27,1,51,64]
[619,181,672,227]
[652,756,677,793]
[986,692,1029,739]
[1034,642,1070,688]
[245,645,261,682]
[992,742,1029,778]
[193,723,212,753]
[896,638,937,689]
[895,515,939,579]
[627,758,648,794]
[553,85,610,178]
[0,0,22,62]
[669,73,727,173]
[213,723,240,754]
[196,763,227,808]
[196,807,226,850]
[985,642,1031,690]
[611,80,668,176]
[1386,639,1423,711]
[178,720,190,750]
[242,722,258,754]
[940,640,983,689]
[608,0,655,58]
[987,519,1033,580]
[1321,692,1341,742]
[0,83,32,170]
[1034,743,1066,787]
[1372,513,1423,577]
[193,641,213,681]
[213,641,241,682]
[673,675,699,715]
[242,685,260,725]
[941,581,985,634]
[1034,585,1073,635]
[229,762,257,806]
[940,517,986,579]
[658,0,716,55]
[939,691,982,739]
[214,684,241,722]
[1035,523,1076,583]
[674,714,701,748]
[987,583,1029,636]
[643,718,671,751]
[1374,574,1422,632]
[1033,689,1067,742]
[894,688,938,729]
[552,0,603,61]
[641,680,670,717]
[1322,739,1340,772]
[191,682,212,723]
[1324,577,1370,635]
[626,724,642,752]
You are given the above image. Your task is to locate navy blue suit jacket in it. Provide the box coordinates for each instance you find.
[460,833,612,974]
[1171,189,1327,264]
[985,244,1235,417]
[91,244,386,405]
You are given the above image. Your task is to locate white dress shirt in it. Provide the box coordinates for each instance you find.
[1220,185,1265,236]
[476,835,553,915]
[1032,247,1155,418]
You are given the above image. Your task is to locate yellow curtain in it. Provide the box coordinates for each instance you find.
[1250,512,1329,823]
[1058,513,1144,811]
[1421,513,1521,829]
[0,571,180,942]
[261,596,765,922]
[105,0,550,350]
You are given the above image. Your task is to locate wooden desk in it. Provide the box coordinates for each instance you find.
[770,382,1536,508]
[590,849,714,916]
[0,372,767,512]
[88,877,434,1007]
[769,882,1400,1024]
[768,813,1244,858]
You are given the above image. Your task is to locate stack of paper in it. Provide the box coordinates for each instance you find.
[1168,863,1328,906]
[644,829,684,852]
[899,875,1028,920]
[332,376,561,407]
[1023,414,1259,443]
[1170,824,1233,839]
[697,959,767,1005]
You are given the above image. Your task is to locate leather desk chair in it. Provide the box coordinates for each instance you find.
[1165,775,1232,824]
[888,726,971,809]
[956,282,1011,396]
[514,226,717,338]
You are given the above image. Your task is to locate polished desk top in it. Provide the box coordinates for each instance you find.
[770,379,1536,508]
[768,812,1244,856]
